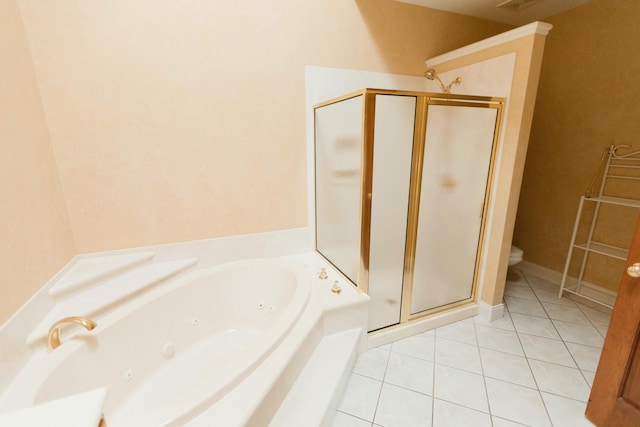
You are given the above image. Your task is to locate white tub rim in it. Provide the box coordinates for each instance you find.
[2,258,312,426]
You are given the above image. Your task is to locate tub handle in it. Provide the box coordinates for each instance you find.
[331,280,342,294]
[47,316,97,352]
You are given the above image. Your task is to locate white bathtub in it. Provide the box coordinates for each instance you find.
[2,259,318,426]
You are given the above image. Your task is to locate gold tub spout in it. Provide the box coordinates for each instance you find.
[47,316,97,352]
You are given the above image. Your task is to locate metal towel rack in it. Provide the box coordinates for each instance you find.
[558,144,640,308]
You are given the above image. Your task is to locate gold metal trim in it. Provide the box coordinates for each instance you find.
[425,99,504,109]
[357,88,504,104]
[401,98,505,321]
[312,88,507,332]
[357,93,376,294]
[313,89,367,109]
[313,93,365,286]
[400,95,429,323]
[368,300,478,335]
[331,280,343,294]
[468,100,505,305]
[408,297,476,321]
[47,316,97,351]
[369,300,479,335]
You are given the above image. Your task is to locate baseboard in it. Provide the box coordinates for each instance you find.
[516,260,617,307]
[515,260,564,285]
[478,301,505,322]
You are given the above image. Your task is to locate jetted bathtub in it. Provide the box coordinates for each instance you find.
[1,259,313,426]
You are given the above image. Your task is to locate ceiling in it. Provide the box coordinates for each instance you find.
[394,0,593,25]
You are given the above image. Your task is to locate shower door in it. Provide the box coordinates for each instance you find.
[405,102,501,317]
[314,89,504,331]
[367,94,416,331]
[314,94,364,283]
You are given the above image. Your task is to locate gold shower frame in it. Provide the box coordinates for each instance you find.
[314,88,506,329]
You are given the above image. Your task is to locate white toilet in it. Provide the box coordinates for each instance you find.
[509,245,524,266]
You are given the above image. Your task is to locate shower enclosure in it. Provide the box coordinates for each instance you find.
[314,89,505,332]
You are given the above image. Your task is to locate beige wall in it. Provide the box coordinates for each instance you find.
[1,0,509,323]
[18,0,509,254]
[433,30,550,307]
[514,0,640,291]
[0,0,76,323]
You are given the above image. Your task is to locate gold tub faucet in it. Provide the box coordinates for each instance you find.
[47,316,97,351]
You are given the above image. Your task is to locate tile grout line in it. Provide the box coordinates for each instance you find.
[370,344,393,426]
[521,269,598,392]
[471,314,496,426]
[513,268,557,426]
[518,267,609,420]
[337,267,609,427]
[431,331,437,426]
[519,268,578,342]
[564,299,608,386]
[571,296,610,335]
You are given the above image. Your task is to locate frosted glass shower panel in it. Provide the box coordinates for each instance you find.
[314,89,504,331]
[314,95,363,283]
[367,95,416,331]
[410,104,498,315]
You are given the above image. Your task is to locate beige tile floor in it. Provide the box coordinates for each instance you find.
[332,268,613,427]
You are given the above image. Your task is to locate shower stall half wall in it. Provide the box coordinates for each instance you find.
[314,89,505,332]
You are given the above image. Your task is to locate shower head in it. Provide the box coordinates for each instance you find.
[424,67,462,94]
[424,69,437,80]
